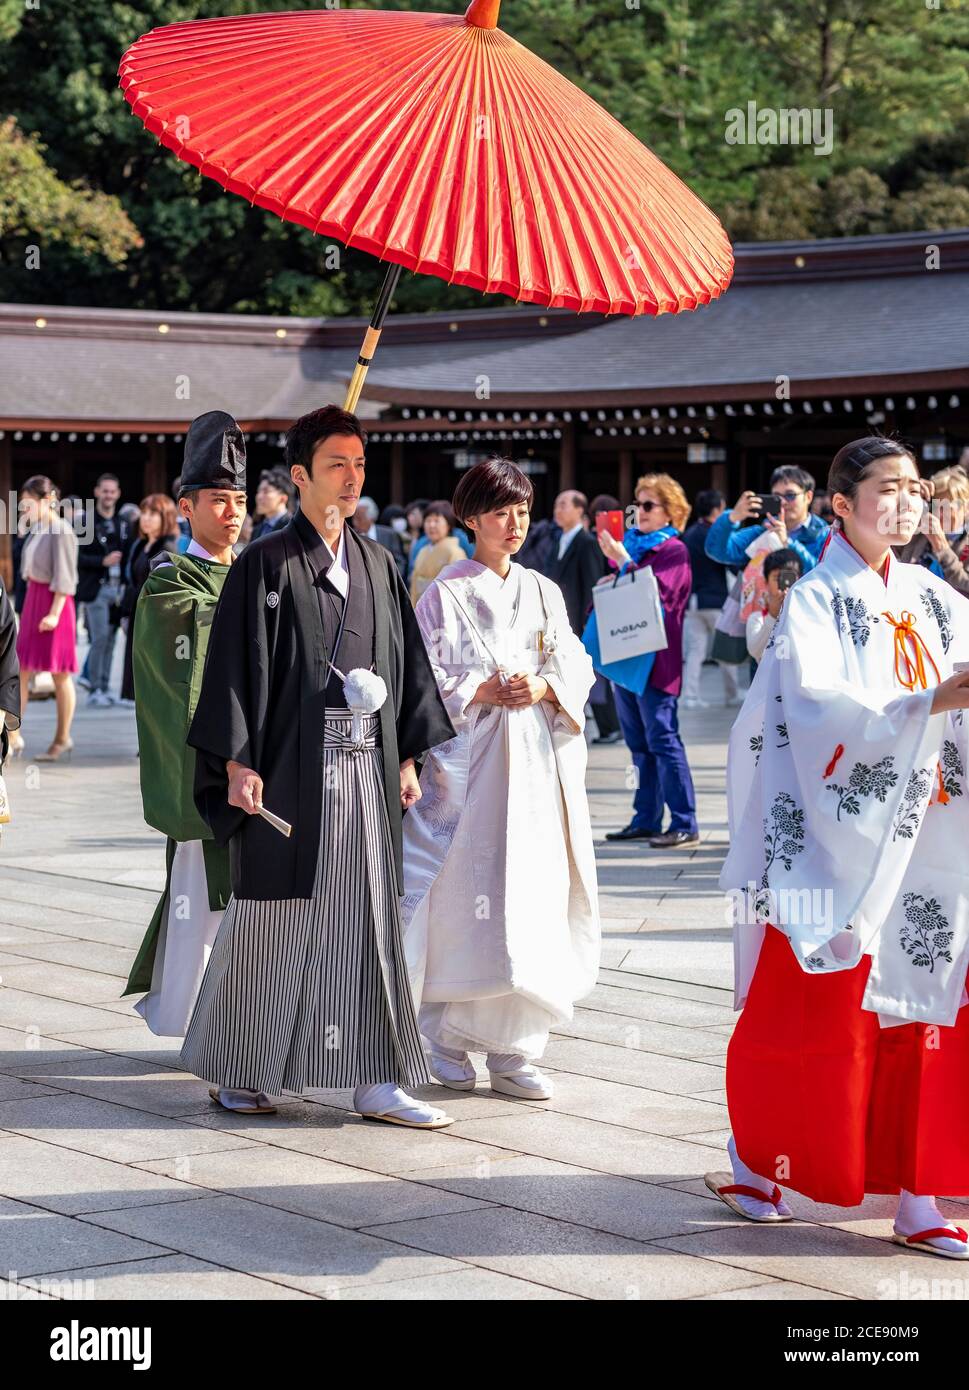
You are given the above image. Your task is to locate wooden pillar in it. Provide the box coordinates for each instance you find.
[711,462,728,497]
[618,448,633,504]
[559,421,576,492]
[0,434,11,593]
[143,440,167,497]
[56,437,72,494]
[390,439,405,503]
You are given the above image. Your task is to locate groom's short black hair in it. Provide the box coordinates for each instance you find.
[452,457,533,527]
[285,405,367,477]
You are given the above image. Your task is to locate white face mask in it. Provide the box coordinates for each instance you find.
[391,516,407,534]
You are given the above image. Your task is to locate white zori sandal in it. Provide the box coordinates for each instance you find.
[427,1049,477,1091]
[487,1055,554,1100]
[704,1172,793,1222]
[353,1084,454,1129]
[209,1087,277,1114]
[892,1225,969,1259]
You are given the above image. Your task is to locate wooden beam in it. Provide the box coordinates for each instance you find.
[618,449,633,503]
[390,439,404,503]
[559,422,575,491]
[143,441,167,497]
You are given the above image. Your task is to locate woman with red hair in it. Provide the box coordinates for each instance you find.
[597,472,698,849]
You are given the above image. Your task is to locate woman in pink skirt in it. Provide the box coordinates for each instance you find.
[16,475,79,762]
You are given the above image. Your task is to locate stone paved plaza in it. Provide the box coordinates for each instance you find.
[0,664,958,1302]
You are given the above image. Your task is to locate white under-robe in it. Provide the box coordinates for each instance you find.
[134,839,223,1037]
[402,558,601,1059]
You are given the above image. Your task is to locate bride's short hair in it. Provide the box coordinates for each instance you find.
[452,457,533,528]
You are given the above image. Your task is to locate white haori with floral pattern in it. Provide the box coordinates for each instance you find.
[721,527,969,1027]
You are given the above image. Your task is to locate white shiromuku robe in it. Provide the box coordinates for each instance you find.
[722,527,969,1028]
[134,840,222,1037]
[402,558,600,1059]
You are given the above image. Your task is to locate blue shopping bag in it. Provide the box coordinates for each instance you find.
[581,609,655,696]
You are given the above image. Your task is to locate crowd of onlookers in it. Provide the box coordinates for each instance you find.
[5,449,969,849]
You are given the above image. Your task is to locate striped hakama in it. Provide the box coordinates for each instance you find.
[179,709,430,1092]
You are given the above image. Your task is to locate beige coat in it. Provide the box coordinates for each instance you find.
[410,536,465,606]
[21,519,78,595]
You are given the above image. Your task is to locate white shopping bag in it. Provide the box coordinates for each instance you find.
[593,566,667,666]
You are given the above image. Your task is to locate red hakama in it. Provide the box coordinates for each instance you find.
[727,924,969,1205]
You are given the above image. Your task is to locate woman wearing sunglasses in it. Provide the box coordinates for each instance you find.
[598,474,699,848]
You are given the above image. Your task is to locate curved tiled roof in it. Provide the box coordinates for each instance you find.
[0,229,966,427]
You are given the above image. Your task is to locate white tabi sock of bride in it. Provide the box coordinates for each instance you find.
[727,1134,793,1218]
[894,1190,966,1253]
[486,1052,530,1073]
[429,1041,471,1063]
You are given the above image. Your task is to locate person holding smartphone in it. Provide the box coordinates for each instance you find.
[598,474,699,849]
[745,548,804,663]
[704,466,829,575]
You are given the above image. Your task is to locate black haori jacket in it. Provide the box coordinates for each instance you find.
[188,508,455,899]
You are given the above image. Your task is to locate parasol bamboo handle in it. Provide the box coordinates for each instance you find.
[343,259,403,415]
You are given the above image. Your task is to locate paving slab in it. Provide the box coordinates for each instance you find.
[358,1205,769,1300]
[79,1193,475,1297]
[0,1193,172,1279]
[0,1132,206,1215]
[135,1144,498,1229]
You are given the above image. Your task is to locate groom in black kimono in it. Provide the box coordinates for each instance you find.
[180,404,456,1127]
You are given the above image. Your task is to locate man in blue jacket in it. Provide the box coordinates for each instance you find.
[704,465,829,574]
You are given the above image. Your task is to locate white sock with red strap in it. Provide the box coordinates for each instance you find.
[894,1190,967,1254]
[725,1134,793,1219]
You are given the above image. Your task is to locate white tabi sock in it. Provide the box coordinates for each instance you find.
[894,1190,967,1254]
[352,1083,447,1124]
[429,1041,471,1063]
[486,1052,530,1073]
[727,1134,793,1219]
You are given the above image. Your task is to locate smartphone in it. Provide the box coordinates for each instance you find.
[595,510,625,544]
[754,493,782,519]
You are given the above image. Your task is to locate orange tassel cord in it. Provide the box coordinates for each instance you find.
[880,610,941,691]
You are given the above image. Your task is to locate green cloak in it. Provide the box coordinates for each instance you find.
[124,553,232,996]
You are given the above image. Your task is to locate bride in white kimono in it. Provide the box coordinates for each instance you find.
[402,458,600,1100]
[712,436,969,1259]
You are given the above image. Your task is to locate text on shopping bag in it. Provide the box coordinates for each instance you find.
[592,567,668,666]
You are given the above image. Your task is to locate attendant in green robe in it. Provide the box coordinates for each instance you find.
[123,411,248,1037]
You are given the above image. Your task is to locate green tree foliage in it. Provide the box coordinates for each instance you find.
[0,117,141,285]
[0,0,966,313]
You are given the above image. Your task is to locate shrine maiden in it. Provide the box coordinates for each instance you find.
[402,458,600,1100]
[711,437,969,1258]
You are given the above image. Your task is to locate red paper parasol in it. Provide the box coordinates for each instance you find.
[120,1,733,410]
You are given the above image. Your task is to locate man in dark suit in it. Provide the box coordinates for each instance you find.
[544,490,604,634]
[352,496,407,579]
[76,472,134,705]
[251,467,295,540]
[545,489,621,743]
